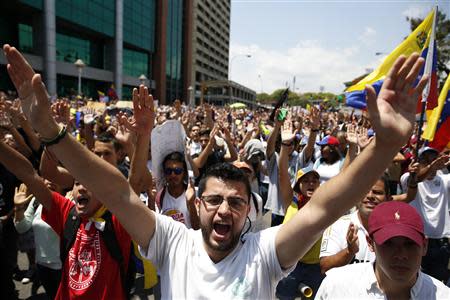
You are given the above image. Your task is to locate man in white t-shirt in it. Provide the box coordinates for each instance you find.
[320,175,391,273]
[316,201,450,299]
[156,151,198,229]
[6,44,429,299]
[400,146,450,283]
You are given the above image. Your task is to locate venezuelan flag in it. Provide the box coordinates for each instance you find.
[422,74,450,151]
[345,8,437,110]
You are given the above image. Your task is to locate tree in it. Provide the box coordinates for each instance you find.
[408,10,450,87]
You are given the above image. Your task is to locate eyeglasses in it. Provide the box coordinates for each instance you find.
[164,167,184,175]
[200,195,248,212]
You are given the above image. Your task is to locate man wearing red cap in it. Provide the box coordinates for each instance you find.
[316,201,450,299]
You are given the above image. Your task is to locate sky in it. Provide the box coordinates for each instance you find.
[229,0,450,95]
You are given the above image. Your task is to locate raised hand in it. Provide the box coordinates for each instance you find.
[3,45,58,138]
[83,108,96,125]
[346,123,358,146]
[357,127,372,149]
[3,45,36,119]
[51,100,71,125]
[14,183,31,207]
[309,106,320,130]
[346,222,359,255]
[365,53,428,148]
[281,113,295,143]
[119,85,155,135]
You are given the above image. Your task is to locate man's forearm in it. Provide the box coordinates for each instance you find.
[279,145,293,212]
[320,250,355,274]
[0,142,52,210]
[47,133,155,250]
[266,123,280,159]
[193,142,213,169]
[277,139,401,268]
[129,133,151,194]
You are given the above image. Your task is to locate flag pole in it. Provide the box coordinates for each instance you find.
[415,6,438,158]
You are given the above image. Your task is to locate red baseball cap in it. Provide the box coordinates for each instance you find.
[368,201,425,246]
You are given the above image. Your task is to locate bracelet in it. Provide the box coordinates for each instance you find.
[311,128,320,132]
[281,142,293,147]
[408,184,418,189]
[40,126,68,146]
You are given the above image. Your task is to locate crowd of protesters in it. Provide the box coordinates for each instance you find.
[0,44,449,299]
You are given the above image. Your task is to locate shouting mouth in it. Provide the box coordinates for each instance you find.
[76,195,89,208]
[213,223,231,240]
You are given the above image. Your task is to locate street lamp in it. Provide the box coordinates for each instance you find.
[258,74,263,93]
[187,86,194,107]
[74,59,85,96]
[139,74,148,86]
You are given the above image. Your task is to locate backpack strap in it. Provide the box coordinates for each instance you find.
[155,187,166,211]
[61,206,81,265]
[251,192,259,214]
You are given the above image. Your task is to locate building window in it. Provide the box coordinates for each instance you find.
[18,24,33,53]
[56,33,91,65]
[123,48,149,77]
[123,0,156,51]
[55,0,115,37]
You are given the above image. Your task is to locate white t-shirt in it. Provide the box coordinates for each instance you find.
[316,262,450,299]
[140,214,292,299]
[320,211,375,267]
[160,190,192,229]
[313,158,344,184]
[400,172,450,238]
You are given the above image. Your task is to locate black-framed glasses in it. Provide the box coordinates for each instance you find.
[164,167,184,175]
[200,195,248,212]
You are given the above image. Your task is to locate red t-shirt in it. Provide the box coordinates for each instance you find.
[42,192,131,300]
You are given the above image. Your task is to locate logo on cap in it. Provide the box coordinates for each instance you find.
[394,211,400,220]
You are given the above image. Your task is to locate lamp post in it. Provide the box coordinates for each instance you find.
[139,74,148,86]
[187,86,194,107]
[74,59,85,96]
[258,74,263,93]
[229,54,251,103]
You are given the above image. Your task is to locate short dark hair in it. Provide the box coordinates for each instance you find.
[96,132,122,153]
[163,151,187,172]
[198,163,251,202]
[199,129,211,138]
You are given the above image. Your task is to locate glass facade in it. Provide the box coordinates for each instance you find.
[123,48,149,78]
[55,0,115,37]
[123,0,155,51]
[20,0,43,9]
[166,0,184,103]
[18,24,33,53]
[122,85,134,100]
[56,33,104,68]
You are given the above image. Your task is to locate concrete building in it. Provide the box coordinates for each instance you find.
[0,0,255,106]
[0,0,188,104]
[188,0,256,106]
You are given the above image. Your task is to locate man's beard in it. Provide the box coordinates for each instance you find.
[199,215,243,253]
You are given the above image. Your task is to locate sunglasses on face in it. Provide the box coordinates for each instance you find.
[164,167,184,175]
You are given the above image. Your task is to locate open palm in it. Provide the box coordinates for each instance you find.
[366,53,428,148]
[120,85,155,135]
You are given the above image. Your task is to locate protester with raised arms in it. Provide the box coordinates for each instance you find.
[4,43,428,299]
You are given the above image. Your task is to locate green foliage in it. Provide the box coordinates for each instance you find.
[408,10,450,87]
[256,90,341,108]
